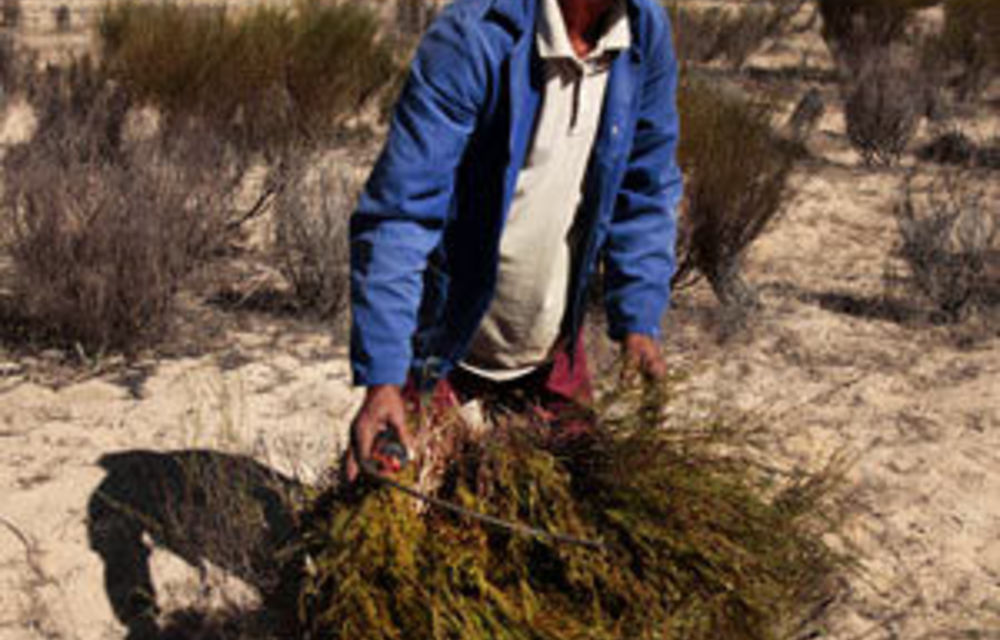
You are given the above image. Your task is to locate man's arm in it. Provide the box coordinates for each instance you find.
[347,11,489,478]
[351,11,489,388]
[603,8,682,377]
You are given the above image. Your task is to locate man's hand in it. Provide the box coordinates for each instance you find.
[343,384,412,483]
[622,333,667,382]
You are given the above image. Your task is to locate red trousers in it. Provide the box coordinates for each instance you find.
[405,334,595,439]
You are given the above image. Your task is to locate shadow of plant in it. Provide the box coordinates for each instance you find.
[87,450,303,639]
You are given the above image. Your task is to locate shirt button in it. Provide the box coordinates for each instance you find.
[611,124,620,137]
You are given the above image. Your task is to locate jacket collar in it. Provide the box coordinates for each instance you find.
[486,0,536,36]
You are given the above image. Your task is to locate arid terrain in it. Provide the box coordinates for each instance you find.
[1,2,999,639]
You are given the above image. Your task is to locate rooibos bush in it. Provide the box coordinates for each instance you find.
[98,1,399,152]
[673,77,795,312]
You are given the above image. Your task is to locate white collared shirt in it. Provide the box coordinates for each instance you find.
[461,0,630,380]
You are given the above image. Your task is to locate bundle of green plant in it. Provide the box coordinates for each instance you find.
[667,0,805,70]
[1,69,239,354]
[286,385,845,639]
[98,0,399,153]
[271,154,360,320]
[672,76,795,313]
[893,168,998,322]
[817,0,940,70]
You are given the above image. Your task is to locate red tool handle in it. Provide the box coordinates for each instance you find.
[369,428,410,475]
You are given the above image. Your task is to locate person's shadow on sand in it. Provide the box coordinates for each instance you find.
[87,450,306,639]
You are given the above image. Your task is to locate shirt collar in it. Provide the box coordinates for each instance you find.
[537,0,630,61]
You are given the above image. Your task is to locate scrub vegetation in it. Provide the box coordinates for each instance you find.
[0,0,998,636]
[97,0,399,154]
[673,77,796,314]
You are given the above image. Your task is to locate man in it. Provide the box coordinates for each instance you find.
[345,0,682,479]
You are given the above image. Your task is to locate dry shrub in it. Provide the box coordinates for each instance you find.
[817,0,939,70]
[842,54,923,166]
[286,384,845,639]
[53,4,70,32]
[0,33,14,98]
[98,1,399,153]
[932,0,1000,100]
[0,31,33,101]
[893,167,999,321]
[1,65,238,354]
[395,0,437,38]
[668,0,806,69]
[271,154,360,319]
[1,0,18,28]
[673,77,795,312]
[816,0,938,165]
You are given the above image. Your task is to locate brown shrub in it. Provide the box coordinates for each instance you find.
[842,55,923,166]
[817,0,939,69]
[934,0,1000,99]
[394,0,437,39]
[1,0,19,28]
[668,0,806,69]
[673,77,795,312]
[271,154,361,320]
[53,5,70,32]
[1,69,238,354]
[0,33,14,97]
[893,168,999,321]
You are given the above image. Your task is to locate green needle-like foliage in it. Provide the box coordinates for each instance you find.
[286,385,845,639]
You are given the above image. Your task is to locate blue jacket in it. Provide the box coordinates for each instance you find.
[350,0,682,387]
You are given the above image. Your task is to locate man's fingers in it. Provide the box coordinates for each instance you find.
[345,385,409,483]
[343,448,360,483]
[643,352,667,380]
[354,414,379,461]
[621,334,667,383]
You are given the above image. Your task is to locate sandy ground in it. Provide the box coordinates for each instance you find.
[2,7,1000,640]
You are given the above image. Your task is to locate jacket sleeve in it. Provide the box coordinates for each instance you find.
[350,13,489,386]
[602,8,683,341]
